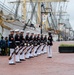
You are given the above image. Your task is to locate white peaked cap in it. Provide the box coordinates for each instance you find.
[10,29,14,32]
[15,29,20,32]
[48,31,52,33]
[26,31,30,33]
[20,30,24,32]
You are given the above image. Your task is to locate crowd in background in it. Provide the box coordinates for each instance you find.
[0,36,9,56]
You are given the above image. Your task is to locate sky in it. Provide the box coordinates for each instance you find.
[0,0,74,29]
[67,0,74,30]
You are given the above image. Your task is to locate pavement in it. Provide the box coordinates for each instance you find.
[0,41,74,75]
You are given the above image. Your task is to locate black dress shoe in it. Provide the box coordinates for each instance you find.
[20,59,25,61]
[16,61,21,63]
[26,57,30,59]
[47,57,52,58]
[29,56,34,58]
[9,63,16,65]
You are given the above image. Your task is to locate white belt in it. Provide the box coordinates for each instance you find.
[15,41,20,43]
[9,41,12,43]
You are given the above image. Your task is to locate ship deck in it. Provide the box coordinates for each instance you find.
[0,41,74,75]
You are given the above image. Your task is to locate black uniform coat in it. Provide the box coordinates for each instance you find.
[9,34,15,48]
[29,35,34,45]
[33,36,37,46]
[44,36,47,44]
[20,34,24,46]
[47,35,53,46]
[25,34,30,45]
[37,36,40,45]
[40,35,44,43]
[15,34,20,46]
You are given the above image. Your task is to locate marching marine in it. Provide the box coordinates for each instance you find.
[15,29,21,63]
[33,34,38,56]
[36,34,41,55]
[19,30,25,61]
[28,33,34,58]
[40,34,44,54]
[9,30,15,65]
[25,31,31,59]
[43,35,47,53]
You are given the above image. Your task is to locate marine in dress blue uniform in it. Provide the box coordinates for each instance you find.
[15,29,21,63]
[19,30,25,61]
[47,32,53,58]
[9,30,15,65]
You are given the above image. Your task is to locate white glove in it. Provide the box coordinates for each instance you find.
[28,44,30,46]
[16,46,19,48]
[24,43,26,46]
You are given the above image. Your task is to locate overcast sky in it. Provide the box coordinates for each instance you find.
[67,0,74,30]
[0,0,74,29]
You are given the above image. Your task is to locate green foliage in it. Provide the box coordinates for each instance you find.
[59,44,74,47]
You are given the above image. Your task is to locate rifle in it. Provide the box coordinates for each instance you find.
[9,42,25,60]
[15,46,23,55]
[41,44,46,51]
[15,42,26,55]
[35,45,42,53]
[9,47,17,60]
[25,46,33,55]
[20,46,27,55]
[26,40,34,54]
[20,42,31,55]
[30,46,35,54]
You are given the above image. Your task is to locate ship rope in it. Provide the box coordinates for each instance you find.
[64,1,68,13]
[1,0,6,10]
[9,1,16,16]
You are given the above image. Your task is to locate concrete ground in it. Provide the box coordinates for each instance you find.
[0,41,74,75]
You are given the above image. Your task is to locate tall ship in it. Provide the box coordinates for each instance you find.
[0,0,73,41]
